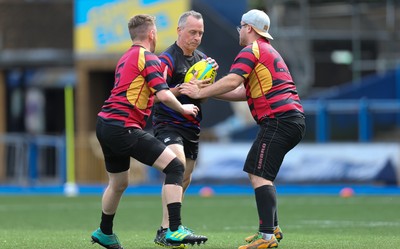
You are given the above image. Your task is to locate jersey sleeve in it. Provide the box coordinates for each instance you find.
[229,45,257,79]
[143,51,169,93]
[159,52,174,83]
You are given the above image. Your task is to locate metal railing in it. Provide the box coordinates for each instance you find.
[0,134,65,185]
[303,99,400,142]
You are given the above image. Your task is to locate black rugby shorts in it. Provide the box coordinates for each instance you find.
[243,116,305,181]
[96,117,166,173]
[154,126,199,160]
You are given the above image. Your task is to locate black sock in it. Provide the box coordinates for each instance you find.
[255,185,276,234]
[273,186,278,227]
[100,212,115,235]
[274,209,279,227]
[167,202,182,231]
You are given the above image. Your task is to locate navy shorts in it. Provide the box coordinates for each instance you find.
[154,126,199,160]
[96,117,166,173]
[244,116,306,181]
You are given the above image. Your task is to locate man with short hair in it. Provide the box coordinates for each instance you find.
[152,10,217,248]
[180,9,306,249]
[90,14,207,249]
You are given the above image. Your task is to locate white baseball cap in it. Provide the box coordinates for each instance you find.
[241,9,273,40]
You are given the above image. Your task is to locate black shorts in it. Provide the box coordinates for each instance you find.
[154,126,199,160]
[244,116,306,181]
[96,117,166,173]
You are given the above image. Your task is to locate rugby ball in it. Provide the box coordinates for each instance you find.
[184,60,217,84]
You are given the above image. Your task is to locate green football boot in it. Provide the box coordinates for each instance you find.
[165,225,207,246]
[154,227,187,248]
[91,228,123,249]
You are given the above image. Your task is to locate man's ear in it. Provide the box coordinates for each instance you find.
[150,29,155,40]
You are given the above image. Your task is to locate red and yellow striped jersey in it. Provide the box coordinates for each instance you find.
[229,38,304,123]
[98,45,169,129]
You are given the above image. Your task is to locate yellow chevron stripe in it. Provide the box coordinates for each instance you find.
[177,233,187,239]
[171,231,188,240]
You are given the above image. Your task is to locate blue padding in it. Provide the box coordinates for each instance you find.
[1,184,400,195]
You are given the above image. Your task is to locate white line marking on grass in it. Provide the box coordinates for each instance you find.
[223,225,257,231]
[301,220,400,228]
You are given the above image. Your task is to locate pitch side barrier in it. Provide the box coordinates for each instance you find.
[192,142,400,186]
[302,99,400,142]
[0,134,66,186]
[0,99,400,188]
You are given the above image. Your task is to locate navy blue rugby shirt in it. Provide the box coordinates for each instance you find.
[152,42,207,133]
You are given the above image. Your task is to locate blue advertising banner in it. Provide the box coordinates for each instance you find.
[74,0,189,54]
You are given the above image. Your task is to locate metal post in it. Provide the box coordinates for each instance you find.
[396,66,400,126]
[58,136,67,183]
[64,86,78,196]
[316,100,328,143]
[358,98,371,142]
[28,137,38,185]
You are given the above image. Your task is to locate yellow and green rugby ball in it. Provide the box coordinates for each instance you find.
[184,60,217,84]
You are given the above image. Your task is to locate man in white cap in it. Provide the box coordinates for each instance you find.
[180,9,306,249]
[241,9,274,40]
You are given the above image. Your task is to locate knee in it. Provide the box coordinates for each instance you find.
[117,181,129,192]
[249,174,273,188]
[182,175,192,191]
[109,179,129,193]
[163,158,184,186]
[183,173,192,184]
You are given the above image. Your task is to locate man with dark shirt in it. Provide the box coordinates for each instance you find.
[152,10,217,248]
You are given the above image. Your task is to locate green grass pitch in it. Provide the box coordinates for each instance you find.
[0,194,399,248]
